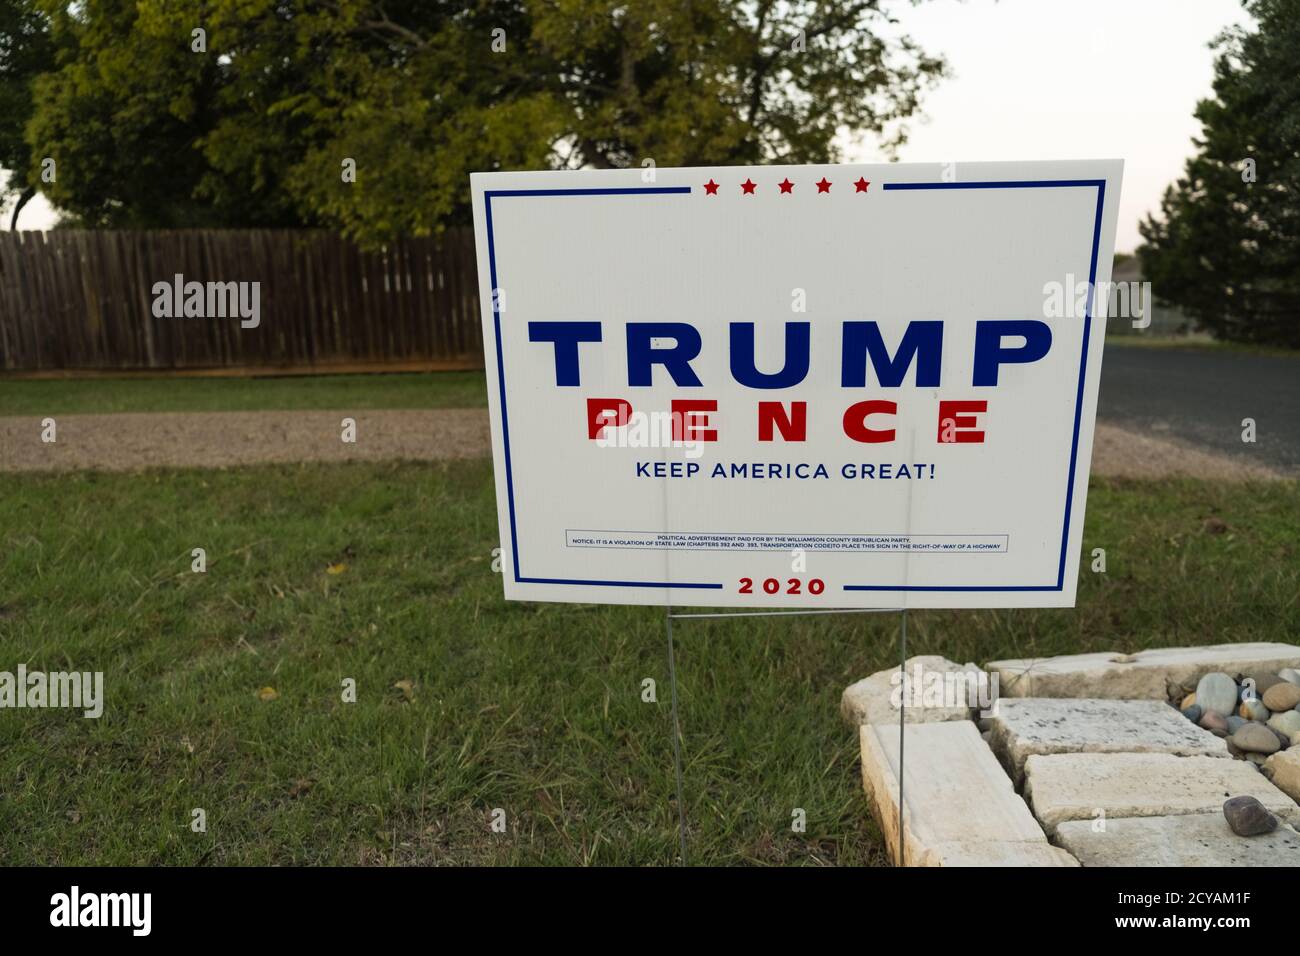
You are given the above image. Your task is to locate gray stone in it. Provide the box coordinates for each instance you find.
[986,643,1300,700]
[1263,682,1300,712]
[1279,668,1300,686]
[858,721,1077,866]
[1231,723,1281,755]
[841,655,986,727]
[985,698,1227,784]
[1196,672,1240,718]
[1226,715,1247,734]
[1224,795,1278,836]
[1182,704,1203,723]
[1268,710,1300,739]
[1054,814,1300,866]
[1022,752,1300,833]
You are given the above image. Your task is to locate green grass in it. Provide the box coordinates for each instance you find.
[1,462,1297,865]
[0,370,488,416]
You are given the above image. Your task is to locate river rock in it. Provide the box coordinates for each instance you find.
[1271,726,1293,750]
[1279,668,1300,686]
[1268,710,1300,739]
[1240,699,1270,722]
[1196,673,1240,718]
[1263,682,1300,713]
[1200,711,1229,736]
[1232,723,1282,755]
[1250,672,1285,694]
[1223,795,1278,836]
[1226,716,1247,734]
[1182,704,1203,723]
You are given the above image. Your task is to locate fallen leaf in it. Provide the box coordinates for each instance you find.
[1203,517,1229,535]
[66,810,81,824]
[288,778,314,799]
[326,563,348,575]
[257,686,279,702]
[393,679,415,702]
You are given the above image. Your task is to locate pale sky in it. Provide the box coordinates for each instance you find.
[848,0,1250,251]
[5,0,1247,248]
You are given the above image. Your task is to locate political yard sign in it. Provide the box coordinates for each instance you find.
[470,160,1123,609]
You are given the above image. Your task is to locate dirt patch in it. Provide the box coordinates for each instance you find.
[0,409,489,473]
[0,410,1287,481]
[1090,421,1285,481]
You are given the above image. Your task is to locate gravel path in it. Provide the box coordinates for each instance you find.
[0,409,489,473]
[0,408,1285,480]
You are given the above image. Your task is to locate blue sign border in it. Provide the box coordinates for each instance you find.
[483,178,1106,594]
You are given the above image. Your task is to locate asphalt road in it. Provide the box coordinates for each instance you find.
[1098,342,1300,476]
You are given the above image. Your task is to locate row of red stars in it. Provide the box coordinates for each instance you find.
[702,177,870,195]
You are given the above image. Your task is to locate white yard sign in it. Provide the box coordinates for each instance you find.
[471,160,1123,608]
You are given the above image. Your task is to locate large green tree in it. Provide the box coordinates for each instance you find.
[1139,0,1300,348]
[0,0,53,226]
[6,0,945,244]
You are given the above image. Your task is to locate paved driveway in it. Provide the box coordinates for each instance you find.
[1099,343,1300,476]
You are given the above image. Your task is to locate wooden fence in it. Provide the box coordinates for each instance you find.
[0,229,484,372]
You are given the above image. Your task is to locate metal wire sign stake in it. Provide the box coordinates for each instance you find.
[663,605,907,867]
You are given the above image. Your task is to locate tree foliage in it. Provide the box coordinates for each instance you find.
[1138,0,1300,348]
[2,0,945,243]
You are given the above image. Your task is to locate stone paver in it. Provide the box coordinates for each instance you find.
[1054,814,1300,866]
[986,698,1227,784]
[859,721,1077,866]
[1265,748,1300,803]
[986,643,1300,700]
[841,655,987,727]
[1023,752,1300,833]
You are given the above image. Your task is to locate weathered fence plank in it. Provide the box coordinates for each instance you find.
[0,229,484,372]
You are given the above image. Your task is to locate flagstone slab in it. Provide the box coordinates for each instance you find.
[1054,814,1300,867]
[986,698,1228,784]
[1023,752,1300,833]
[841,655,986,726]
[859,721,1077,866]
[986,642,1300,700]
[1264,748,1300,803]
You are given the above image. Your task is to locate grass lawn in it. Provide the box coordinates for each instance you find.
[0,370,489,416]
[1,459,1297,865]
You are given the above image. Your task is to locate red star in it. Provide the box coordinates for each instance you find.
[703,179,719,195]
[854,177,870,193]
[778,178,794,194]
[815,178,832,194]
[740,178,757,194]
